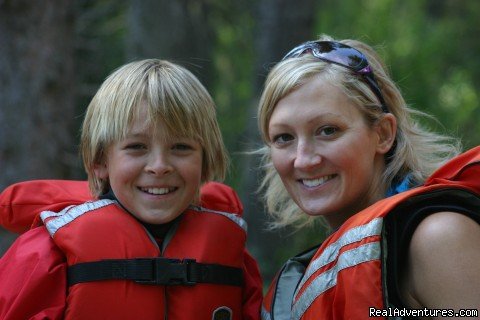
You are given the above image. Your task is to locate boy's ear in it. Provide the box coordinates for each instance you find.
[375,113,397,154]
[93,162,109,180]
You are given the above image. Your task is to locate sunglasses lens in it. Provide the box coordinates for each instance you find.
[283,44,312,60]
[317,46,366,71]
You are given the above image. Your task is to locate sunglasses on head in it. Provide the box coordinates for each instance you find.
[282,41,389,113]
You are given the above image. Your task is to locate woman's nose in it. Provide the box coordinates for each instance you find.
[145,152,174,175]
[294,141,322,170]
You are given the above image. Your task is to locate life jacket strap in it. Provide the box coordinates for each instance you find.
[68,258,243,287]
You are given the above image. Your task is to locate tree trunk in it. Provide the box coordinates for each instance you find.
[0,0,77,254]
[241,0,318,284]
[126,0,216,89]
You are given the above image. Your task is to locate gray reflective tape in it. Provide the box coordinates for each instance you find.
[40,199,116,236]
[292,241,381,320]
[39,205,75,220]
[261,306,272,320]
[294,217,383,298]
[190,205,247,232]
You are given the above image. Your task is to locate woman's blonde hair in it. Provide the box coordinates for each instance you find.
[81,59,228,197]
[258,35,461,228]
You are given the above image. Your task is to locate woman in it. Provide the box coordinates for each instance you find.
[258,36,480,319]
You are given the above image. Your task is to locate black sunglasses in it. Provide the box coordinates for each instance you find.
[282,41,389,113]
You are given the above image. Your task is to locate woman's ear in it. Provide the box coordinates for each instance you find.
[375,113,397,154]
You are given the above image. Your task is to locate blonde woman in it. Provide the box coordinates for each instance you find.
[259,36,480,319]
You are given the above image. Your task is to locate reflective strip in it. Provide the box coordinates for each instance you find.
[294,217,383,299]
[292,241,381,320]
[40,199,116,236]
[39,205,75,220]
[190,205,247,232]
[261,306,272,320]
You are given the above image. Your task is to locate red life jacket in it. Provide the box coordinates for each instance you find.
[1,181,251,320]
[262,146,480,320]
[0,179,92,233]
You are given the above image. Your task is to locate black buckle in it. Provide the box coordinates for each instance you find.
[135,258,196,286]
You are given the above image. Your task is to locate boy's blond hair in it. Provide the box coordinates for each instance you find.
[81,59,228,197]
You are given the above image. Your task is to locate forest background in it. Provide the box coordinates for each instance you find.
[1,0,480,287]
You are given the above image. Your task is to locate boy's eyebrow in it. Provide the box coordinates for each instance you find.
[124,132,149,139]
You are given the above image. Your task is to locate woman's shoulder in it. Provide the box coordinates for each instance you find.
[404,211,480,310]
[412,211,479,244]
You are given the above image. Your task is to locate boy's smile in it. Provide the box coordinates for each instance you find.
[139,187,177,195]
[94,106,203,225]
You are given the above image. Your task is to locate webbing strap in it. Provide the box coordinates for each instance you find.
[68,258,243,287]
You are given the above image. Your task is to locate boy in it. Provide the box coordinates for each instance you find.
[0,59,262,320]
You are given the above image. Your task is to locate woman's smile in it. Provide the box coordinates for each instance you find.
[300,174,337,188]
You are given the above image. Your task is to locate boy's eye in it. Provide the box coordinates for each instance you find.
[173,143,193,151]
[125,143,146,150]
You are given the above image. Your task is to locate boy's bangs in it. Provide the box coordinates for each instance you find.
[144,97,204,144]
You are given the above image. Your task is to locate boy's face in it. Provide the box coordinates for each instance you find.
[94,108,203,225]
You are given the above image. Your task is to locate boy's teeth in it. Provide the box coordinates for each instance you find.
[142,187,172,195]
[302,175,333,187]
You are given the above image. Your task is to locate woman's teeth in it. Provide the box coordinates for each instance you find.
[302,175,334,187]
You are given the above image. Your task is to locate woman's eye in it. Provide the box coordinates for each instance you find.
[272,133,294,145]
[318,126,338,137]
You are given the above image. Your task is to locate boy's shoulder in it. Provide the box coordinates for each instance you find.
[0,180,91,233]
[199,182,243,216]
[40,199,118,237]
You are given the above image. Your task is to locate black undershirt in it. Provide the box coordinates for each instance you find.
[99,189,177,246]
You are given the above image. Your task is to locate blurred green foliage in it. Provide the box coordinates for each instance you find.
[213,0,480,282]
[314,0,480,148]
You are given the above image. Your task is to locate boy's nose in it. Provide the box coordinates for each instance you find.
[294,142,322,170]
[145,153,174,175]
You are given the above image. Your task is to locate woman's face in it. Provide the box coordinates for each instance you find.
[268,76,390,228]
